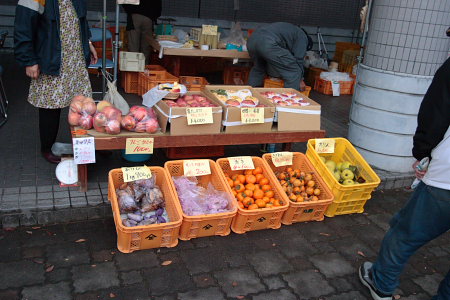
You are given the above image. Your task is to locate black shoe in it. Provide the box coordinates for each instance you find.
[359,262,393,300]
[42,152,61,164]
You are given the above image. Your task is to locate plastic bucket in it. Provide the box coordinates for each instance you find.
[121,150,151,162]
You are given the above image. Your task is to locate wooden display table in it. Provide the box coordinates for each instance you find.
[149,39,250,76]
[71,129,326,191]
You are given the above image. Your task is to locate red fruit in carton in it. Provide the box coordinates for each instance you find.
[225,99,240,107]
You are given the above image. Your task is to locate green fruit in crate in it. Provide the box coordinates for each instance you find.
[333,171,341,181]
[341,169,355,180]
[342,179,355,185]
[336,162,343,171]
[325,160,337,172]
[340,161,351,171]
[319,156,326,163]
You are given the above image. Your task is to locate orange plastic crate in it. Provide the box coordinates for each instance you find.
[333,42,360,64]
[121,65,166,94]
[262,153,334,225]
[263,78,312,97]
[165,146,225,159]
[108,167,183,253]
[179,76,209,91]
[137,70,178,96]
[164,160,237,240]
[216,157,289,234]
[314,75,355,95]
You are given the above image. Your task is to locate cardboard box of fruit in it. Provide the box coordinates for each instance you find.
[253,88,321,131]
[154,91,223,135]
[203,85,276,134]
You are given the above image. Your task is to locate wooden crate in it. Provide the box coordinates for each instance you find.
[223,65,250,85]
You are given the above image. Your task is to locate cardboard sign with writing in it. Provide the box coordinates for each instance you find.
[73,137,96,164]
[315,139,336,154]
[241,107,264,124]
[183,160,211,177]
[228,156,255,171]
[186,107,213,125]
[202,25,218,35]
[126,138,154,155]
[272,152,293,167]
[121,166,152,183]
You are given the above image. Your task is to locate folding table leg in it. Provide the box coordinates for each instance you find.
[78,164,88,192]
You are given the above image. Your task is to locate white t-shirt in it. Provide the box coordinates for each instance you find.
[422,126,450,190]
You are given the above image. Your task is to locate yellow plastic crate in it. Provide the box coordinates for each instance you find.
[306,138,380,217]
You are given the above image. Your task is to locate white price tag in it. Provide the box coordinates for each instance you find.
[72,137,96,164]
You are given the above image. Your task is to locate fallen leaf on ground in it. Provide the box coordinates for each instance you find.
[394,295,401,299]
[45,265,54,272]
[357,251,366,257]
[75,239,86,243]
[33,258,44,264]
[236,296,244,299]
[161,260,172,266]
[32,226,41,230]
[26,231,33,235]
[109,293,116,298]
[272,243,276,246]
[232,282,238,287]
[91,265,97,267]
[4,227,15,231]
[319,233,330,236]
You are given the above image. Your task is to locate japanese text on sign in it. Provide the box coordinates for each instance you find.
[72,137,96,164]
[228,156,255,171]
[241,107,264,124]
[202,25,218,35]
[125,138,154,155]
[315,139,336,154]
[186,107,213,125]
[272,152,293,167]
[183,160,211,177]
[121,166,152,183]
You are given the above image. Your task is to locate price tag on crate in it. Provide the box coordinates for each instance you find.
[186,107,213,125]
[271,152,293,167]
[315,139,336,154]
[121,166,152,183]
[241,107,264,124]
[125,138,154,155]
[183,160,211,177]
[332,81,340,96]
[228,156,255,171]
[202,25,218,35]
[72,137,96,164]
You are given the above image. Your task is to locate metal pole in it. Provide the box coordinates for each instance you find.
[102,0,107,98]
[114,2,120,83]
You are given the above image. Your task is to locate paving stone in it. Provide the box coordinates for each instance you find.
[3,187,20,194]
[69,190,87,197]
[275,234,316,258]
[87,195,103,206]
[262,276,286,290]
[92,249,114,262]
[367,213,391,231]
[329,277,355,293]
[0,201,19,212]
[115,250,159,271]
[309,241,337,254]
[324,291,366,299]
[144,265,194,296]
[247,250,293,276]
[427,246,448,257]
[72,262,120,293]
[46,267,72,283]
[46,243,90,267]
[21,281,71,300]
[0,290,20,300]
[412,273,443,296]
[37,199,54,211]
[400,293,429,300]
[153,294,178,300]
[98,284,150,299]
[73,292,100,300]
[397,278,426,296]
[330,237,377,260]
[0,240,21,262]
[253,289,297,300]
[37,211,55,225]
[70,207,88,221]
[20,186,36,194]
[180,247,228,274]
[54,198,70,210]
[52,209,72,223]
[70,196,87,208]
[20,212,38,226]
[121,270,143,285]
[86,189,101,196]
[192,274,216,288]
[283,270,335,298]
[0,260,45,289]
[22,246,44,259]
[1,214,20,228]
[178,287,225,300]
[87,206,104,219]
[288,257,315,270]
[310,253,354,278]
[19,197,37,209]
[37,185,53,192]
[53,191,69,199]
[37,192,53,200]
[214,267,265,298]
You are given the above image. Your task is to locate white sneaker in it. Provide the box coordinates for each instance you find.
[359,262,393,300]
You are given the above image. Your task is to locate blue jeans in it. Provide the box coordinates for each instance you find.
[371,182,450,299]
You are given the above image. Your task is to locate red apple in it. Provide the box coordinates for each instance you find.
[225,99,240,107]
[132,107,148,121]
[241,99,256,106]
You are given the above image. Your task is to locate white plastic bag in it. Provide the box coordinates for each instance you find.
[117,0,140,4]
[104,79,130,115]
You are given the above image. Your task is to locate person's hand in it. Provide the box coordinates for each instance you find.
[26,64,40,79]
[89,42,98,65]
[412,160,427,179]
[300,80,306,91]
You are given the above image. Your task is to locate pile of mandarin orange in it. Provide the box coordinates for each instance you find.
[275,167,321,202]
[225,167,284,210]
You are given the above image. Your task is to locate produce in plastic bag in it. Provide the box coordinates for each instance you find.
[121,105,159,133]
[93,103,122,135]
[68,95,97,129]
[172,176,232,216]
[221,22,246,47]
[320,71,353,82]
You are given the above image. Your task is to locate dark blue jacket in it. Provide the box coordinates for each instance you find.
[14,0,91,76]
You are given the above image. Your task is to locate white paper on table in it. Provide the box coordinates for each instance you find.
[143,87,169,107]
[332,81,340,96]
[72,137,96,165]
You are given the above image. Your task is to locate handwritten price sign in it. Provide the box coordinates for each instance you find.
[125,138,154,155]
[241,107,264,124]
[272,152,293,167]
[72,137,96,164]
[228,156,255,171]
[183,160,211,177]
[121,166,152,183]
[186,107,213,125]
[202,25,218,35]
[315,139,336,154]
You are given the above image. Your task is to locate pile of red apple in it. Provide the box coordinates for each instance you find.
[93,101,123,135]
[68,95,97,130]
[121,106,159,133]
[164,94,218,107]
[224,97,265,107]
[260,91,310,107]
